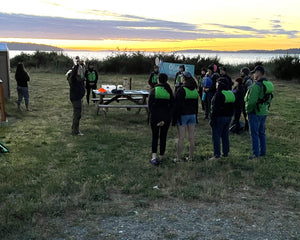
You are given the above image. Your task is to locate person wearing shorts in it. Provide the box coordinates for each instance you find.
[173,71,199,162]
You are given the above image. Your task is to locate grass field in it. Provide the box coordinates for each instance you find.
[0,73,299,239]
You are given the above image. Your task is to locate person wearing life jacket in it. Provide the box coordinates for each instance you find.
[70,56,85,136]
[174,65,185,92]
[85,62,99,104]
[148,65,159,89]
[198,68,206,111]
[148,73,174,165]
[173,71,199,162]
[240,67,253,131]
[209,77,235,160]
[245,65,273,159]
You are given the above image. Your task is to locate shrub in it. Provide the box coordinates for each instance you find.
[272,56,300,80]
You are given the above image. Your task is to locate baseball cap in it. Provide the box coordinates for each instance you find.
[251,65,265,74]
[219,66,227,72]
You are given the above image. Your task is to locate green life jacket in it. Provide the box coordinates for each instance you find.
[184,87,198,99]
[87,71,96,82]
[152,74,158,84]
[256,80,274,111]
[155,86,170,99]
[221,90,236,103]
[176,74,182,85]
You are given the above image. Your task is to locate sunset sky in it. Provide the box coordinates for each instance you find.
[1,0,300,51]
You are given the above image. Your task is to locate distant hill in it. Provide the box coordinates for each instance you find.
[5,42,63,51]
[177,48,300,54]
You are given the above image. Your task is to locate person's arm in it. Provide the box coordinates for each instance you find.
[148,89,155,112]
[95,71,98,83]
[245,84,259,114]
[148,73,154,87]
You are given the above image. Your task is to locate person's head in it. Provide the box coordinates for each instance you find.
[201,68,207,76]
[158,73,168,84]
[75,56,80,65]
[154,65,159,73]
[88,62,94,70]
[179,65,185,73]
[216,77,228,91]
[219,66,226,76]
[240,67,250,77]
[16,62,25,73]
[207,64,214,75]
[252,65,265,81]
[182,71,196,88]
[235,77,243,85]
[80,60,85,66]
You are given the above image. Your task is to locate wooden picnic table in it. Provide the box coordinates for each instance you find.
[93,89,149,116]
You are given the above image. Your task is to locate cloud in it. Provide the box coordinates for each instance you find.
[0,12,283,41]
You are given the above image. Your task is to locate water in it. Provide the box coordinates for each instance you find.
[8,50,299,65]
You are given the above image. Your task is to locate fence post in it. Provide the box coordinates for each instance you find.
[0,80,6,122]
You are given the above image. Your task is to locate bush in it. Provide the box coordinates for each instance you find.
[271,56,300,80]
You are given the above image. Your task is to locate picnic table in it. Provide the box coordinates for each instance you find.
[93,89,149,116]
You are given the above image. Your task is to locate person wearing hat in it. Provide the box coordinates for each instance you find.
[198,68,207,111]
[174,65,185,92]
[244,65,273,159]
[148,73,174,165]
[173,71,199,162]
[209,77,235,160]
[85,62,99,104]
[240,67,253,131]
[148,65,159,89]
[230,77,245,134]
[70,56,85,136]
[219,66,233,90]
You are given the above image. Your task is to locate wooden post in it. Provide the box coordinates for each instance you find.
[129,77,132,90]
[0,80,6,122]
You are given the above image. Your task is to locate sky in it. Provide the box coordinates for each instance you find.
[0,0,300,51]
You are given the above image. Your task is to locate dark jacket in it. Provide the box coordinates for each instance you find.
[211,85,234,120]
[174,71,183,87]
[173,82,199,125]
[221,74,233,90]
[85,69,98,86]
[15,71,30,87]
[148,83,174,124]
[148,72,159,89]
[70,64,85,102]
[233,83,245,108]
[208,73,220,94]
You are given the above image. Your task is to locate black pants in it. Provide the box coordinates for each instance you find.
[232,106,242,133]
[198,88,205,111]
[72,99,82,134]
[242,105,249,131]
[204,91,213,118]
[151,121,170,155]
[86,83,97,104]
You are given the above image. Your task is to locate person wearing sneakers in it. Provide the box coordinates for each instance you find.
[70,56,85,136]
[173,71,199,162]
[174,65,185,92]
[245,65,274,159]
[148,65,159,89]
[148,73,174,165]
[209,77,235,160]
[85,62,98,104]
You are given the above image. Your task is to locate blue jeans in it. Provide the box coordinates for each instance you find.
[211,116,232,158]
[248,113,267,157]
[17,86,29,107]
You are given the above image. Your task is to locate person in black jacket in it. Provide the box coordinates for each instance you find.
[148,73,174,165]
[209,77,235,160]
[70,56,85,136]
[230,77,245,134]
[15,62,30,111]
[148,65,159,89]
[174,65,185,92]
[85,62,98,104]
[219,66,233,90]
[173,71,199,162]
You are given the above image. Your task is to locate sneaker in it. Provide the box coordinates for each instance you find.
[248,154,258,160]
[150,158,160,166]
[185,157,194,162]
[172,158,182,163]
[208,156,220,161]
[72,132,84,136]
[222,154,228,158]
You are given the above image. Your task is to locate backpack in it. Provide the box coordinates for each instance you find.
[256,80,274,111]
[202,76,212,88]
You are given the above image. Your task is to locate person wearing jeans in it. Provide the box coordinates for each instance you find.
[245,65,273,158]
[209,77,235,160]
[15,62,30,111]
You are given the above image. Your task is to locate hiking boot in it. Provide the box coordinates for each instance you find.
[150,158,160,166]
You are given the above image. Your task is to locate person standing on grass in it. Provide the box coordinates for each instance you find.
[174,65,185,92]
[148,65,159,89]
[245,65,274,159]
[148,73,174,165]
[209,77,235,160]
[240,67,253,131]
[198,68,206,111]
[219,66,233,90]
[85,62,98,104]
[173,71,199,162]
[230,77,245,134]
[15,62,30,111]
[70,56,85,136]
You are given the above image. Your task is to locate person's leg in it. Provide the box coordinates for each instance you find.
[211,117,222,158]
[92,84,97,100]
[177,125,186,159]
[243,105,249,131]
[23,87,29,110]
[221,116,232,157]
[72,99,82,135]
[86,85,91,104]
[17,87,22,109]
[207,92,213,119]
[258,115,267,156]
[187,124,196,159]
[159,121,170,157]
[248,113,259,157]
[151,122,160,158]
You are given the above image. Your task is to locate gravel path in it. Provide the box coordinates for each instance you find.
[52,189,299,240]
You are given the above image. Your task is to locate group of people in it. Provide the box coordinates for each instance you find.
[148,63,273,165]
